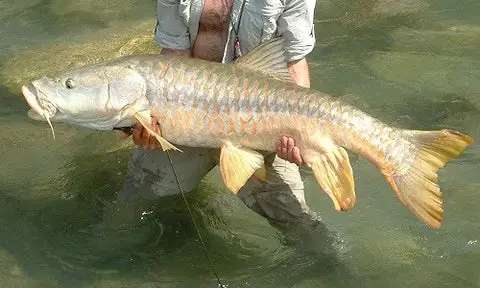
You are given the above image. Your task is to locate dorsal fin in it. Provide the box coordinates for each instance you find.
[233,37,294,83]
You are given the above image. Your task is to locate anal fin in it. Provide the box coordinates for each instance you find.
[307,146,356,211]
[134,111,182,152]
[220,142,265,193]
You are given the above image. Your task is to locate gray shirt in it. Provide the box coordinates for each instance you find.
[154,0,316,63]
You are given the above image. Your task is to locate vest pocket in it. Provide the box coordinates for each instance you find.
[239,1,284,53]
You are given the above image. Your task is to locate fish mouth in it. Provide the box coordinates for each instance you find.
[22,84,46,119]
[21,84,58,138]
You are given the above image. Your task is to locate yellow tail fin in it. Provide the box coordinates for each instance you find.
[383,129,473,229]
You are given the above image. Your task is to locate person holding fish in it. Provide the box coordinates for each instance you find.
[119,0,322,232]
[22,0,472,237]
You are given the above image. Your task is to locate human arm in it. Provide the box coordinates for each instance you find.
[275,0,316,165]
[123,61,313,158]
[274,59,311,166]
[119,48,191,147]
[120,0,192,147]
[123,58,314,154]
[123,0,317,165]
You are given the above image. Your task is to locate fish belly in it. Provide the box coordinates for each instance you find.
[152,103,312,151]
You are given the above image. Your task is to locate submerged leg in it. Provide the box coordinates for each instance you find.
[103,146,217,229]
[118,146,218,201]
[237,153,344,256]
[92,146,217,252]
[237,153,321,230]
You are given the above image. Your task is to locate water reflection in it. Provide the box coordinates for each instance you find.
[0,0,479,287]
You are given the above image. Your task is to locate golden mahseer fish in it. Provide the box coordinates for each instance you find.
[22,38,473,229]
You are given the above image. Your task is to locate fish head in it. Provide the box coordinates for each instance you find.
[22,63,149,134]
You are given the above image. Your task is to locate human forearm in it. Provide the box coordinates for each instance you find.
[287,58,311,88]
[275,57,312,166]
[121,48,191,146]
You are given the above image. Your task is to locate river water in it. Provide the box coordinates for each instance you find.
[0,0,478,287]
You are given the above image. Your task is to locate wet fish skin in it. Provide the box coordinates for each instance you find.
[131,54,409,159]
[21,38,473,229]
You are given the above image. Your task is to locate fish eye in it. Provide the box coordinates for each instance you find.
[65,78,75,89]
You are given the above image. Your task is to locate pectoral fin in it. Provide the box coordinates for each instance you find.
[308,146,356,211]
[134,111,182,152]
[220,142,265,193]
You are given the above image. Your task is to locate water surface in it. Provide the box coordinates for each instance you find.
[0,0,478,287]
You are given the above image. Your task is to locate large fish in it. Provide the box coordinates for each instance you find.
[22,38,473,229]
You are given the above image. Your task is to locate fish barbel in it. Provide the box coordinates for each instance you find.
[21,38,473,229]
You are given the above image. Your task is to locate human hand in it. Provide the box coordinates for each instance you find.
[119,117,161,149]
[276,136,303,166]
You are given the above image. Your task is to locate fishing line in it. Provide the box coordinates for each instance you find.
[165,150,227,288]
[113,125,226,286]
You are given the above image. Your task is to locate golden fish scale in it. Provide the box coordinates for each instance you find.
[144,56,414,170]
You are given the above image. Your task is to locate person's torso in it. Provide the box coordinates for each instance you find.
[192,0,234,62]
[181,0,286,63]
